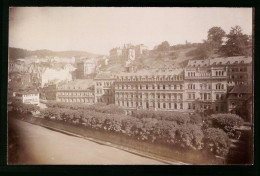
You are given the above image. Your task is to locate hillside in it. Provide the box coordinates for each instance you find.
[9,47,102,61]
[101,46,206,73]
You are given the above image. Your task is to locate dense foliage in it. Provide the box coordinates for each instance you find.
[45,101,125,115]
[11,100,40,114]
[203,128,230,156]
[220,26,252,57]
[207,113,244,138]
[11,102,235,157]
[185,25,252,58]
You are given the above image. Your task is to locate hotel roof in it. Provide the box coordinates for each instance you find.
[58,79,94,90]
[94,72,116,79]
[117,68,184,77]
[187,56,252,68]
[209,56,252,65]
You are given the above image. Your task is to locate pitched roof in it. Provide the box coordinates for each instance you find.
[209,56,252,65]
[186,56,252,68]
[94,72,116,80]
[117,68,184,77]
[187,59,210,67]
[58,79,94,90]
[229,85,252,94]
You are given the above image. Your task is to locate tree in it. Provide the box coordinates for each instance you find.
[207,27,226,49]
[220,25,251,56]
[156,41,170,51]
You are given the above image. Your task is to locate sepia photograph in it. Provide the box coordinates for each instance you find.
[7,7,253,165]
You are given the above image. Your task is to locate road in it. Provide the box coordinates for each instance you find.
[8,118,165,165]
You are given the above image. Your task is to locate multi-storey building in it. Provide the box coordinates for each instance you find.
[40,84,57,100]
[227,84,253,122]
[56,79,95,104]
[76,59,96,79]
[209,56,252,86]
[94,73,116,104]
[109,47,123,59]
[114,69,185,114]
[109,43,148,61]
[14,90,40,105]
[135,44,148,57]
[185,60,228,113]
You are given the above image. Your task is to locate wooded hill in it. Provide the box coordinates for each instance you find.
[9,47,102,61]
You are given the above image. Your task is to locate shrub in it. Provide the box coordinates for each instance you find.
[203,128,230,157]
[175,124,204,150]
[18,103,231,158]
[45,101,125,115]
[209,113,244,138]
[132,110,191,124]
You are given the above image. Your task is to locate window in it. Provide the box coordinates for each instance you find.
[146,85,148,89]
[216,94,219,100]
[180,103,183,109]
[163,85,165,90]
[193,103,195,109]
[174,103,177,109]
[146,102,149,109]
[163,103,166,109]
[169,103,171,109]
[158,102,160,108]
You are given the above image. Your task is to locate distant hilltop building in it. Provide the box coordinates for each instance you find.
[109,43,148,61]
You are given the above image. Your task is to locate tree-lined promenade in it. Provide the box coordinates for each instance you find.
[9,99,246,164]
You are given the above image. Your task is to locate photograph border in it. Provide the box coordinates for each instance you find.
[0,0,259,175]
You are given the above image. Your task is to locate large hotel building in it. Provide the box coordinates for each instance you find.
[55,56,252,117]
[114,56,252,114]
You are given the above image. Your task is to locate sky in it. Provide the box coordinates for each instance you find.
[9,7,253,55]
